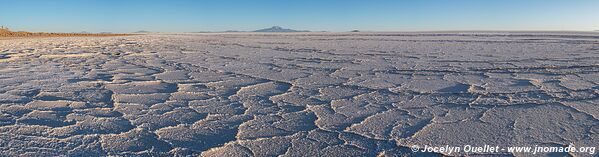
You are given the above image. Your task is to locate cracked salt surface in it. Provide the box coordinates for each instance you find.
[0,32,598,156]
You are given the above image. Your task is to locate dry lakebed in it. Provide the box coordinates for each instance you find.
[1,32,598,156]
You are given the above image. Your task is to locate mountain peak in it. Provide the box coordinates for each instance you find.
[134,30,151,33]
[254,26,309,32]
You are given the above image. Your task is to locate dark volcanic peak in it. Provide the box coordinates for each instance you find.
[254,26,309,32]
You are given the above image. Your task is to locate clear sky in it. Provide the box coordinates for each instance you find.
[1,0,598,33]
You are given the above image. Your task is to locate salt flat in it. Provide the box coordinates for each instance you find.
[1,32,598,156]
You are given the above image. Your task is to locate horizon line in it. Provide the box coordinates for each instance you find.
[3,26,599,34]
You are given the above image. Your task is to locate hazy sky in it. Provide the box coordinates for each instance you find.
[1,0,598,33]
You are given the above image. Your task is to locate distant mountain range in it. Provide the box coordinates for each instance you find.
[134,30,151,33]
[253,26,309,32]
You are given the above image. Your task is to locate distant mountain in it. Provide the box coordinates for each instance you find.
[134,30,150,33]
[254,26,309,32]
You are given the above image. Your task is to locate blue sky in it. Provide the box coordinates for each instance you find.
[1,0,598,33]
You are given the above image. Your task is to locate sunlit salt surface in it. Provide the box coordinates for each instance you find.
[1,32,598,156]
